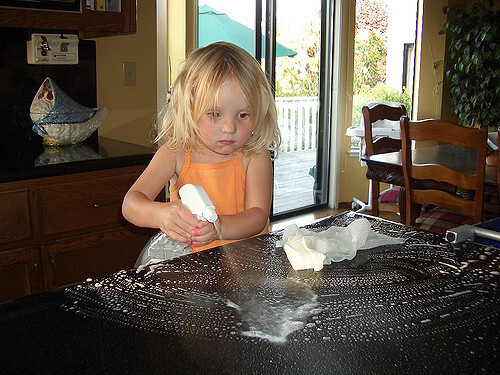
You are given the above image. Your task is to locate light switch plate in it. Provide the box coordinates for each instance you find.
[122,62,136,86]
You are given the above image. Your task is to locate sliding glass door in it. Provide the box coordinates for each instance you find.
[271,0,332,216]
[198,0,333,218]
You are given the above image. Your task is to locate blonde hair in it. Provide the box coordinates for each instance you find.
[156,42,280,155]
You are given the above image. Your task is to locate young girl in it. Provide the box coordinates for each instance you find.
[122,42,281,253]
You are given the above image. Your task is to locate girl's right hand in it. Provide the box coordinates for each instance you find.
[158,201,200,244]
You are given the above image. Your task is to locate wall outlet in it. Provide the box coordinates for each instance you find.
[122,62,136,86]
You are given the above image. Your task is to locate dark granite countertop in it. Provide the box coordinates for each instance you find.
[0,135,156,183]
[0,212,498,374]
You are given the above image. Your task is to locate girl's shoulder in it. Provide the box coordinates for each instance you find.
[241,149,271,170]
[156,144,186,173]
[157,143,185,158]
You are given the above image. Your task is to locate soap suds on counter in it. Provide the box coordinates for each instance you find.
[64,215,499,355]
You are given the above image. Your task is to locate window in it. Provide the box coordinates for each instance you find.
[348,0,418,154]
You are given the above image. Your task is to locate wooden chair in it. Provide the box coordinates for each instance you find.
[498,130,500,197]
[400,116,488,235]
[362,103,407,217]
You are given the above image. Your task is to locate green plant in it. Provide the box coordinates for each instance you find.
[440,0,499,128]
[353,32,387,93]
[352,83,412,126]
[275,18,320,97]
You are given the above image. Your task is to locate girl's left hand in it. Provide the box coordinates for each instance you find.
[189,219,221,246]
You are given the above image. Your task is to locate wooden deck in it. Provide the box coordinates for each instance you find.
[273,149,316,214]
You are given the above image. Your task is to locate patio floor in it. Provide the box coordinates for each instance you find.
[273,149,316,214]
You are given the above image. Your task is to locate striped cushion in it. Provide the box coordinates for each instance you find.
[415,207,473,235]
[378,187,400,204]
[482,189,500,221]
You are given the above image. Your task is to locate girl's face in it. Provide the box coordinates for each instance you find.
[196,78,253,158]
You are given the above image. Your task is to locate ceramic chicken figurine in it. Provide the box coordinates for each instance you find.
[30,77,107,147]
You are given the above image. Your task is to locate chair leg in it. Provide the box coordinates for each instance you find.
[371,180,379,217]
[398,188,406,224]
[406,202,421,227]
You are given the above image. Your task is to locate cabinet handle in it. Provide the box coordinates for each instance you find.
[94,200,120,208]
[49,256,56,286]
[32,260,40,291]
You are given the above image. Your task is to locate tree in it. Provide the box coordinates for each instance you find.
[356,0,388,36]
[353,0,388,93]
[275,17,321,97]
[353,32,387,92]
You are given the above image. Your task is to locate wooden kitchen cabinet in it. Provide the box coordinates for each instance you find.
[41,226,151,289]
[0,247,43,302]
[0,0,136,39]
[0,165,157,302]
[37,170,139,236]
[0,189,34,244]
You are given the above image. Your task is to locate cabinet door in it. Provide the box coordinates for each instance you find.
[0,1,136,38]
[0,247,43,303]
[41,226,154,289]
[0,189,32,244]
[37,172,139,236]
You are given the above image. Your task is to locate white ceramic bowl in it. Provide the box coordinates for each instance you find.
[32,107,107,146]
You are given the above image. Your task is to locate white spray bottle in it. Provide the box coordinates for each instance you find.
[136,184,218,267]
[179,184,218,223]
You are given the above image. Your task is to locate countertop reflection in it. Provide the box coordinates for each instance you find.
[0,136,156,183]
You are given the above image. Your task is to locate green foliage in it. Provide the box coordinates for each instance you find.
[441,0,499,128]
[275,18,320,97]
[352,83,412,126]
[353,32,387,93]
[350,0,397,130]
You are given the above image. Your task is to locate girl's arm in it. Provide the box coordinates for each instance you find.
[190,150,272,245]
[122,144,199,243]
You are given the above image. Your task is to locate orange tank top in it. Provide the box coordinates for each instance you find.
[169,152,266,252]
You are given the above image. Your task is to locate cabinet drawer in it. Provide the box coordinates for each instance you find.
[37,173,138,236]
[0,189,32,244]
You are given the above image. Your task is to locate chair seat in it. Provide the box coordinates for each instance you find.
[378,186,400,204]
[415,207,474,235]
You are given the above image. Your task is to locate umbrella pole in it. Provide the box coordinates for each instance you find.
[264,0,276,90]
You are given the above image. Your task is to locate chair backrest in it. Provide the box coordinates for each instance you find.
[362,103,407,157]
[498,130,500,197]
[400,116,488,226]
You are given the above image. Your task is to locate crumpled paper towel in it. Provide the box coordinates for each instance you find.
[282,218,404,271]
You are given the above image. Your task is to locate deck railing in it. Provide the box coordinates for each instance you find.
[275,96,319,153]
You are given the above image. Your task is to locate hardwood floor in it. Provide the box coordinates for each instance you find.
[270,208,401,232]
